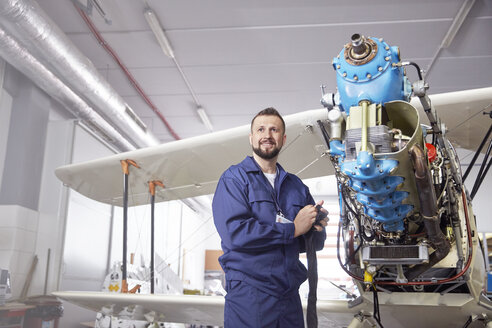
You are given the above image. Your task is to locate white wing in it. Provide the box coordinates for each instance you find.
[55,87,492,207]
[55,108,333,206]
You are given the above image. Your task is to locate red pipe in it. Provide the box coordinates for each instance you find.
[73,4,180,141]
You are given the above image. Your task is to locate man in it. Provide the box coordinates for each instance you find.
[213,107,327,327]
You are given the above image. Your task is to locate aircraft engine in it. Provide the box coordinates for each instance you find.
[323,34,477,291]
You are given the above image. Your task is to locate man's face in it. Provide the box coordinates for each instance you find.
[249,115,286,160]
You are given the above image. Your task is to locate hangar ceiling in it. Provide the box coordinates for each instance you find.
[6,0,492,146]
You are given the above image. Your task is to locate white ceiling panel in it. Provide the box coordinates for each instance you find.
[10,0,490,145]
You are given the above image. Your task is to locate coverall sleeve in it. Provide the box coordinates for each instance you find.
[213,176,295,253]
[298,191,327,252]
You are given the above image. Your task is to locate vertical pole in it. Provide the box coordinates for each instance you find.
[120,159,139,293]
[148,180,163,294]
[122,169,129,293]
[150,192,155,294]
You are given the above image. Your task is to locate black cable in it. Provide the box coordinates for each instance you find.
[462,316,473,328]
[401,61,423,80]
[316,120,331,150]
[471,138,492,199]
[463,123,492,183]
[372,285,384,328]
[471,155,491,200]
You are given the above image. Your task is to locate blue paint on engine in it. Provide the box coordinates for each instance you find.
[332,36,415,232]
[341,151,410,231]
[332,37,411,113]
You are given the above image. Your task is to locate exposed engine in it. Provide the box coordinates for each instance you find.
[321,34,478,294]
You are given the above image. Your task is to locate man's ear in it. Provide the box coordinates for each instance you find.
[283,134,286,144]
[249,133,253,145]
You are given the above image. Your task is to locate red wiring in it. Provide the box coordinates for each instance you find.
[338,190,474,286]
[73,4,180,141]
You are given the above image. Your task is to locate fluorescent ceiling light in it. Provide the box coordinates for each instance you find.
[144,8,175,58]
[197,107,214,132]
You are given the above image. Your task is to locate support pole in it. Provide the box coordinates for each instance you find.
[148,180,164,294]
[120,159,139,293]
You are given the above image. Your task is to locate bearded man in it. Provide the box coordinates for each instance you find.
[212,107,328,327]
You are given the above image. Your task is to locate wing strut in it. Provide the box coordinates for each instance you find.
[120,159,140,293]
[148,180,164,294]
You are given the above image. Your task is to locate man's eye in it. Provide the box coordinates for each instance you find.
[258,127,264,132]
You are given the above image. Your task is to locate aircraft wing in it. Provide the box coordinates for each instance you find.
[55,87,491,207]
[53,290,492,327]
[410,87,492,150]
[52,291,360,326]
[55,109,333,207]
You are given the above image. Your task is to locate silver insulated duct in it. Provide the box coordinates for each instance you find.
[0,26,135,152]
[0,0,159,149]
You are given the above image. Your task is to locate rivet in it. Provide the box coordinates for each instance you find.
[366,164,370,168]
[366,73,372,79]
[385,56,390,61]
[343,72,347,77]
[378,66,383,72]
[337,64,341,69]
[354,75,358,81]
[385,46,389,51]
[379,169,383,173]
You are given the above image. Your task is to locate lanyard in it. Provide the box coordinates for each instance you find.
[260,171,283,215]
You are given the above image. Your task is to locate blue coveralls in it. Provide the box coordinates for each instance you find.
[213,156,326,327]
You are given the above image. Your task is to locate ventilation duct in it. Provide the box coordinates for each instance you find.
[0,26,135,152]
[0,0,159,148]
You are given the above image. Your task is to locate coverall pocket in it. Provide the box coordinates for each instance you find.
[229,280,242,290]
[247,191,275,224]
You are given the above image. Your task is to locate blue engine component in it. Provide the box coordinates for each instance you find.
[332,34,413,232]
[332,34,412,113]
[341,151,412,231]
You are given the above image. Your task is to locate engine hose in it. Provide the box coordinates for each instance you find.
[336,190,473,286]
[409,144,451,265]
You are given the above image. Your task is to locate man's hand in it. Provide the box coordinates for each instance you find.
[294,200,328,237]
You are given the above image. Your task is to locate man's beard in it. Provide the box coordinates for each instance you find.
[252,143,282,160]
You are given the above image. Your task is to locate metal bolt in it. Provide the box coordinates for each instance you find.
[379,169,383,173]
[378,66,383,72]
[337,64,341,69]
[385,46,389,50]
[354,75,358,81]
[343,72,347,77]
[385,56,390,61]
[367,73,371,79]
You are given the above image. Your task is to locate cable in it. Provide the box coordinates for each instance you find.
[73,2,181,140]
[372,285,384,328]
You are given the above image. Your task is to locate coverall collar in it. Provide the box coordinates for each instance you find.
[242,156,288,184]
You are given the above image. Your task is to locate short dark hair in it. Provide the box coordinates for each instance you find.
[250,107,286,134]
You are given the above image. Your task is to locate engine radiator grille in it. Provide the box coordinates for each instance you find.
[362,245,428,264]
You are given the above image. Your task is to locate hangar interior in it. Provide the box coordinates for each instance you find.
[0,0,491,327]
